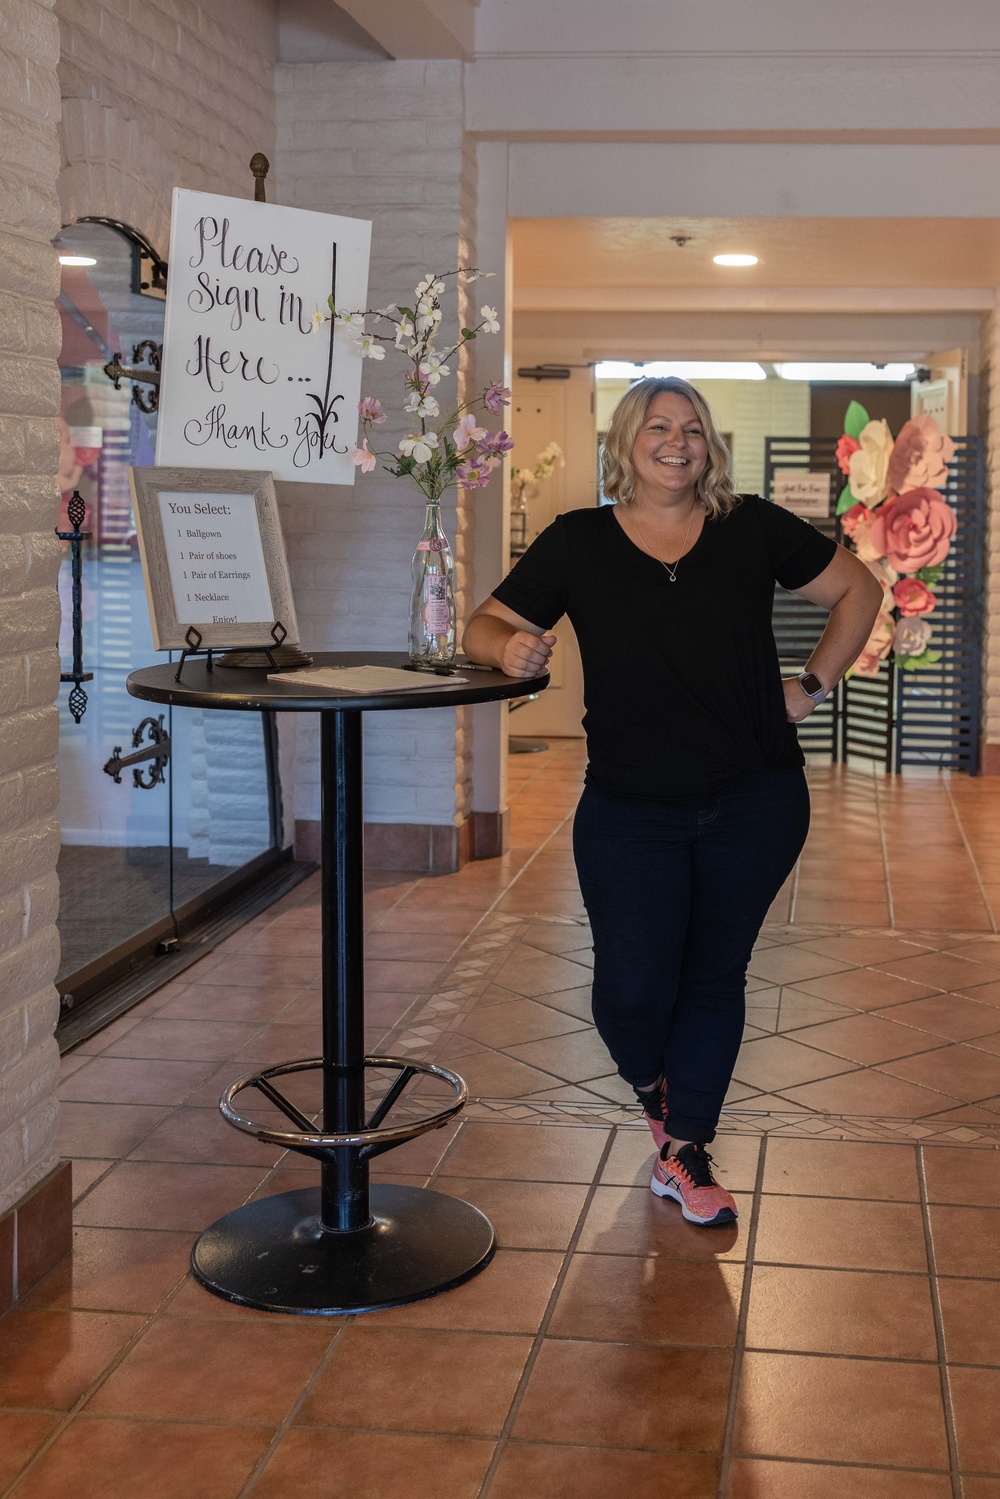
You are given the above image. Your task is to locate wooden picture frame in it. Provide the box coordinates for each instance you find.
[129,466,299,650]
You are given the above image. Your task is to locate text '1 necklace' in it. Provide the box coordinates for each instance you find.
[630,505,697,583]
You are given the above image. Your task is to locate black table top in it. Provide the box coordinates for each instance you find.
[127,651,548,714]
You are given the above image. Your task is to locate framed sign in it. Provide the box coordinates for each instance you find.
[154,189,371,484]
[130,466,299,650]
[773,472,832,518]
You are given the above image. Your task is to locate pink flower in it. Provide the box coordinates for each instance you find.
[836,434,861,476]
[854,612,895,676]
[453,413,488,450]
[358,396,386,424]
[840,502,870,538]
[456,458,498,489]
[477,429,514,458]
[887,415,955,493]
[892,616,932,657]
[352,439,377,473]
[892,577,937,617]
[483,382,511,415]
[868,487,956,575]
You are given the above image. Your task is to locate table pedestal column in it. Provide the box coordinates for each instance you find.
[190,709,495,1315]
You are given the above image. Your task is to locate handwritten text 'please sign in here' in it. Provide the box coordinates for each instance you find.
[155,189,371,484]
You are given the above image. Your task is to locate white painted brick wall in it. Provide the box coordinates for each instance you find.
[274,59,478,829]
[0,0,64,1217]
[56,0,278,252]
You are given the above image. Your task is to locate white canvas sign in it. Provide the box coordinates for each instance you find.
[157,491,273,626]
[155,189,371,484]
[773,472,831,518]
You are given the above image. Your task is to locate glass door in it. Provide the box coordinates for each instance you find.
[55,221,280,1007]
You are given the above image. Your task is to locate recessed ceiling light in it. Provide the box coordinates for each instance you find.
[713,253,758,267]
[59,254,97,266]
[776,362,916,383]
[596,361,767,381]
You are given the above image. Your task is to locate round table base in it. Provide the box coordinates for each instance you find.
[191,1184,496,1315]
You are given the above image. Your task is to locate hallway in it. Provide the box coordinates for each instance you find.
[5,745,1000,1497]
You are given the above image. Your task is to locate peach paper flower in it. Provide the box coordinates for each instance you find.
[840,502,870,538]
[836,434,861,475]
[854,612,895,676]
[847,420,894,507]
[851,516,883,563]
[868,487,956,575]
[887,415,955,494]
[892,577,937,617]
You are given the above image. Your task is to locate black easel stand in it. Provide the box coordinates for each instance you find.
[173,621,289,682]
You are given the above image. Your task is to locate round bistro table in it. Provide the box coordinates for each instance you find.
[127,650,548,1315]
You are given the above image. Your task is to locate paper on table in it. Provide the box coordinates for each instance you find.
[267,665,468,693]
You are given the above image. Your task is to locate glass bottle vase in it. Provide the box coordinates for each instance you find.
[409,500,457,665]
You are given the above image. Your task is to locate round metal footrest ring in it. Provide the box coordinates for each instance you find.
[219,1053,467,1154]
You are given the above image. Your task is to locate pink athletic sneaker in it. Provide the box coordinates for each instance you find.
[651,1142,738,1227]
[632,1077,669,1152]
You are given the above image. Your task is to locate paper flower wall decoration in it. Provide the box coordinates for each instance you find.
[835,404,956,676]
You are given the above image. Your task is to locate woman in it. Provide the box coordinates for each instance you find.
[463,378,882,1227]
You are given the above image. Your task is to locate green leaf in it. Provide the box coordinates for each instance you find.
[398,306,415,320]
[327,295,337,313]
[897,648,942,671]
[843,401,870,440]
[395,456,416,476]
[835,484,859,516]
[461,328,477,340]
[915,565,943,588]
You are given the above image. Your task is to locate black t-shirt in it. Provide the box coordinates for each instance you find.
[492,496,838,802]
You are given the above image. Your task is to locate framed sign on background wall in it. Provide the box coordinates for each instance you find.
[130,466,299,650]
[155,189,372,484]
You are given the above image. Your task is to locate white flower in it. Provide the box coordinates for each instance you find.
[352,333,385,360]
[335,311,365,333]
[404,390,440,419]
[309,307,326,333]
[419,354,450,386]
[395,318,415,349]
[892,616,932,657]
[399,432,440,465]
[415,276,445,297]
[848,420,894,507]
[864,558,899,612]
[480,305,500,334]
[375,304,397,318]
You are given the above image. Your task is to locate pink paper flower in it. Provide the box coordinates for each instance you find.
[892,616,932,657]
[840,502,870,538]
[483,382,512,414]
[868,487,956,575]
[836,434,861,475]
[887,415,955,494]
[892,577,937,617]
[854,612,895,676]
[453,413,488,450]
[358,396,386,424]
[352,439,377,473]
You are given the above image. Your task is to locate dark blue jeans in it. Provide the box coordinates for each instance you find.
[573,767,810,1144]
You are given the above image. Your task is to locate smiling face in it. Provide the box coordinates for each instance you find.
[630,391,709,507]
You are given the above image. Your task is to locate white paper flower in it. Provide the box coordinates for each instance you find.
[848,419,894,507]
[480,305,500,334]
[399,432,440,465]
[892,617,932,657]
[863,558,899,612]
[419,354,450,385]
[404,390,440,419]
[352,333,385,360]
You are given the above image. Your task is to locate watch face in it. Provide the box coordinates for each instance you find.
[800,672,823,696]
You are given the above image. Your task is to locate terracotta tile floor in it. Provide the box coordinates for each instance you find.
[6,746,1000,1496]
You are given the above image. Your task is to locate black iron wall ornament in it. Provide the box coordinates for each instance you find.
[56,491,93,724]
[103,714,171,789]
[103,339,161,412]
[75,217,168,299]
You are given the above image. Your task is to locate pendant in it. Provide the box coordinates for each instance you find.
[668,574,677,583]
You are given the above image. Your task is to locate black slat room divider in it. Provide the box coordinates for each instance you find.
[764,433,984,773]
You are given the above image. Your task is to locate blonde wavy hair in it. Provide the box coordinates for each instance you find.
[601,376,740,520]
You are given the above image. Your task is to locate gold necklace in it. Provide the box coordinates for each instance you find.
[629,505,698,583]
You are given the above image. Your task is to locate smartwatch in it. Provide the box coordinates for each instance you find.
[797,671,826,705]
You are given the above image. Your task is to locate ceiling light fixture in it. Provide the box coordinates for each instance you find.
[776,362,916,383]
[58,254,97,266]
[713,253,758,267]
[595,360,767,381]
